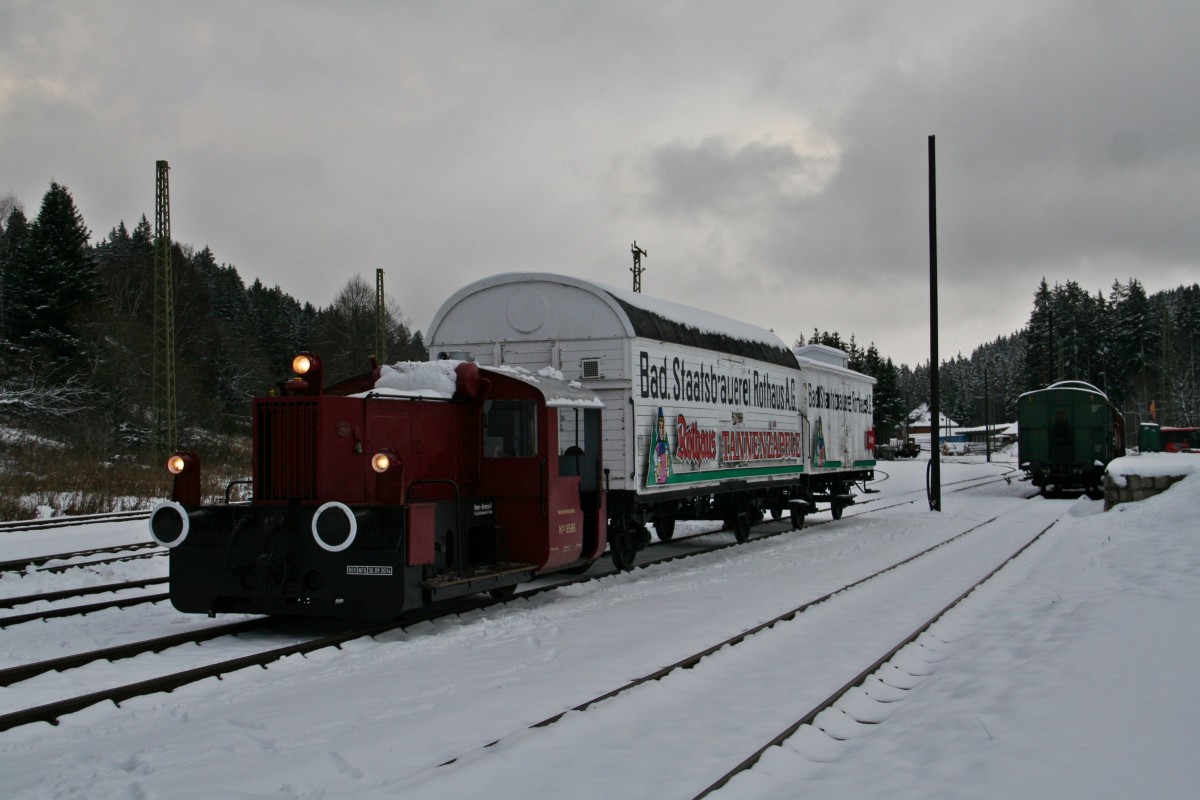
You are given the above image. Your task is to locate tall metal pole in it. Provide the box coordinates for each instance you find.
[630,241,648,293]
[153,160,177,455]
[928,136,941,511]
[375,268,387,364]
[984,368,992,462]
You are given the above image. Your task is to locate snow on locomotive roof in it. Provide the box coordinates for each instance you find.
[428,272,798,368]
[359,359,602,407]
[368,360,459,398]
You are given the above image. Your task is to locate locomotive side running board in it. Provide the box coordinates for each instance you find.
[423,563,537,603]
[422,562,536,589]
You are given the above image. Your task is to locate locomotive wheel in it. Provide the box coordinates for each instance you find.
[610,527,638,571]
[791,513,805,531]
[830,502,844,521]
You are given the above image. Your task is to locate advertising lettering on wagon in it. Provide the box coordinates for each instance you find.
[638,348,873,487]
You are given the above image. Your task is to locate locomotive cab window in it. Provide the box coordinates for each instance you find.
[483,399,538,458]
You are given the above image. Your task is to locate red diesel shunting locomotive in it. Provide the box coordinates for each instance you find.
[150,352,607,618]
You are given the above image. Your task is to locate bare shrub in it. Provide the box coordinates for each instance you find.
[0,435,251,521]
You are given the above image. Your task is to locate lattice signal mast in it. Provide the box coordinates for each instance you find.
[154,160,177,453]
[375,268,387,364]
[630,241,648,293]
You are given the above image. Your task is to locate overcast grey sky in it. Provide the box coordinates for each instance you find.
[3,1,1197,366]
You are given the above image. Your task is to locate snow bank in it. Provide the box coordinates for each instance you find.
[1105,452,1199,487]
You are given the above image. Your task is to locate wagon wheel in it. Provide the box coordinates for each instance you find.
[654,514,676,543]
[791,513,806,531]
[830,483,848,520]
[731,512,752,543]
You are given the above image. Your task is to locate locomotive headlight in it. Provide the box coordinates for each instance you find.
[292,353,313,375]
[163,451,202,507]
[166,452,197,475]
[286,352,324,396]
[371,451,394,473]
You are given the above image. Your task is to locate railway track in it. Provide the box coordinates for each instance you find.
[0,509,150,533]
[0,584,169,628]
[0,541,163,574]
[381,498,1065,797]
[0,541,171,628]
[0,577,168,611]
[695,514,1060,798]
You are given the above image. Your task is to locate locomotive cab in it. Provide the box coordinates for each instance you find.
[150,356,607,619]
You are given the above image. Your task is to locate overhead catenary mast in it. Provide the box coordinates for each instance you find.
[153,160,177,454]
[630,241,648,293]
[375,268,387,364]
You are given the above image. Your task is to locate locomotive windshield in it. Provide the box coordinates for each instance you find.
[483,399,538,458]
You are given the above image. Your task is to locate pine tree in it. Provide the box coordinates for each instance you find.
[5,182,96,360]
[1108,278,1158,419]
[1023,278,1054,390]
[860,345,904,440]
[0,205,32,356]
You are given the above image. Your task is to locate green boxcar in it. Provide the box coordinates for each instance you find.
[1018,381,1125,497]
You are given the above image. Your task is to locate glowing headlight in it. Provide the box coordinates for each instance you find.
[167,454,188,475]
[371,452,392,473]
[292,354,313,375]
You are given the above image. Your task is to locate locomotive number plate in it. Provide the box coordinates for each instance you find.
[346,566,394,576]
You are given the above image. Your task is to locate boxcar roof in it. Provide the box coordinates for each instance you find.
[429,272,799,369]
[1018,380,1112,403]
[483,364,606,408]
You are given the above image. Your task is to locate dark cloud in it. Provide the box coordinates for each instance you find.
[645,137,821,219]
[2,1,1197,366]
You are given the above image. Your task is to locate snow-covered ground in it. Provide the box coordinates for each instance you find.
[0,454,1197,799]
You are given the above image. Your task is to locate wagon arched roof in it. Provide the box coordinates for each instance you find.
[428,272,799,368]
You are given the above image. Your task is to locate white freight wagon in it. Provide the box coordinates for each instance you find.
[428,272,876,567]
